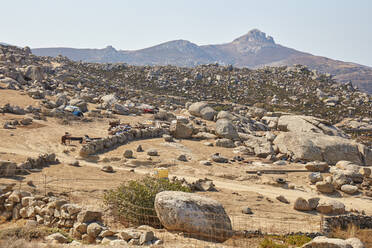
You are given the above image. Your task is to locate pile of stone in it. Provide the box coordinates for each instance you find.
[3,117,33,129]
[0,185,161,245]
[171,177,217,192]
[79,127,166,157]
[0,153,58,177]
[305,160,371,195]
[0,103,40,115]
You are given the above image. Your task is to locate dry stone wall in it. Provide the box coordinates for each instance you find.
[0,184,161,245]
[79,127,167,157]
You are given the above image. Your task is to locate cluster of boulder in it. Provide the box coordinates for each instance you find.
[0,153,58,177]
[79,127,166,157]
[184,101,372,166]
[0,184,161,246]
[294,197,346,215]
[307,160,372,195]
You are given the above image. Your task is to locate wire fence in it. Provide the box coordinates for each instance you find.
[9,175,323,247]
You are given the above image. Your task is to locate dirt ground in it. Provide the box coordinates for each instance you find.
[1,90,372,247]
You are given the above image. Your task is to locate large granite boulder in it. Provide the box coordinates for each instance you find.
[24,65,44,82]
[170,120,194,139]
[155,191,233,242]
[200,106,217,121]
[277,115,347,137]
[215,119,239,140]
[273,132,372,165]
[188,102,208,117]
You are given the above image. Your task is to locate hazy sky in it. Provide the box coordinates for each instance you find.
[2,0,372,66]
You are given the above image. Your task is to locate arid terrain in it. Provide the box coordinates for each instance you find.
[1,44,372,247]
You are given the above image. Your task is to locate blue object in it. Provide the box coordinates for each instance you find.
[72,110,83,116]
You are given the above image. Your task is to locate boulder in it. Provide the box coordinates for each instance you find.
[294,197,312,211]
[87,222,103,238]
[101,165,114,173]
[316,199,345,215]
[215,138,235,148]
[274,132,371,165]
[155,191,233,242]
[123,150,133,159]
[45,233,68,244]
[215,119,239,140]
[147,149,158,156]
[101,94,117,108]
[20,118,33,125]
[340,184,358,194]
[170,120,194,139]
[277,115,347,137]
[305,161,329,172]
[188,102,208,117]
[309,172,323,183]
[211,153,228,163]
[302,236,365,248]
[25,65,44,82]
[113,103,128,115]
[316,181,335,193]
[200,106,217,121]
[77,210,102,223]
[69,99,88,112]
[216,111,236,121]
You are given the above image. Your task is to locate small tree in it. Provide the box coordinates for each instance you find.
[104,178,191,228]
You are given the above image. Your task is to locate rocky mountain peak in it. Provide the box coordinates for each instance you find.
[232,29,275,45]
[104,45,117,51]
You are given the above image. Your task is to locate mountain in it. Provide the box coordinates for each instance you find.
[32,29,372,93]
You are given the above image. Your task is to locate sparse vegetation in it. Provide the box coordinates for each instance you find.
[259,235,312,248]
[260,237,288,248]
[0,226,72,244]
[330,224,372,248]
[104,177,191,227]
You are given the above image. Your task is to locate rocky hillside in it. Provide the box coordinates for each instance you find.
[1,41,372,248]
[32,29,372,94]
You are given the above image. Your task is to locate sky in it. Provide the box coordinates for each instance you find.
[1,0,372,66]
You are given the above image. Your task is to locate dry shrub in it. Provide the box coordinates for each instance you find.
[0,238,58,248]
[330,224,372,247]
[0,226,71,245]
[104,177,191,228]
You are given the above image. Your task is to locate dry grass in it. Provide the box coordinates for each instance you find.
[0,226,71,248]
[329,224,372,248]
[0,238,57,248]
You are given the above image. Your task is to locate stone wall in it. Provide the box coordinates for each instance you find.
[0,153,58,177]
[0,185,161,245]
[79,127,167,157]
[322,214,372,234]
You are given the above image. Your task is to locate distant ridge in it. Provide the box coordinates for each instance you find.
[32,29,372,93]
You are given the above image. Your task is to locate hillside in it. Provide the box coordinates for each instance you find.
[31,29,372,94]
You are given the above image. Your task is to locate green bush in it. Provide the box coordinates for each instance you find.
[284,235,311,246]
[260,238,288,248]
[104,178,191,228]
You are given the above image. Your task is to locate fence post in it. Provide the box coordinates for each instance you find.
[44,174,47,196]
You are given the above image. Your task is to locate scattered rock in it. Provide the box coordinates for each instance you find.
[147,149,158,156]
[101,165,114,173]
[123,150,133,158]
